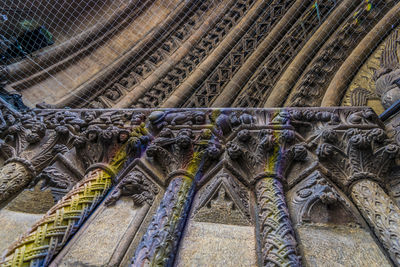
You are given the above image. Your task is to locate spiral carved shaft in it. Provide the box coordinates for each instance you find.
[255,178,301,267]
[131,176,193,267]
[0,168,115,267]
[0,161,33,204]
[351,179,400,265]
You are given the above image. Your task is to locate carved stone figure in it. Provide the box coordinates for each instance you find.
[148,110,206,129]
[374,29,400,109]
[0,107,398,267]
[105,171,159,207]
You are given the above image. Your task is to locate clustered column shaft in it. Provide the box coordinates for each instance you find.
[255,177,302,267]
[0,168,115,267]
[351,179,400,265]
[131,175,193,267]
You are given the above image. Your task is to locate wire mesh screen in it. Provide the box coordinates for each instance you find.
[0,0,398,111]
[1,0,126,61]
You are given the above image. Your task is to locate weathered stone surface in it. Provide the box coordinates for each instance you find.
[175,221,257,267]
[5,182,56,214]
[57,198,141,267]
[297,224,391,267]
[0,210,43,254]
[0,107,398,267]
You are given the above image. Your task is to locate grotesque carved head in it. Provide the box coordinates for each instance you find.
[176,128,193,149]
[83,111,97,122]
[118,129,130,143]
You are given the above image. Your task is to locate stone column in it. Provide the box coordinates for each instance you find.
[0,158,35,204]
[131,127,221,266]
[0,167,116,266]
[0,143,70,205]
[0,114,70,205]
[226,127,305,266]
[131,173,194,266]
[0,123,148,266]
[350,179,400,265]
[316,127,400,265]
[255,176,302,266]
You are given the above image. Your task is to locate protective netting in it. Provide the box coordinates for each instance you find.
[0,0,397,111]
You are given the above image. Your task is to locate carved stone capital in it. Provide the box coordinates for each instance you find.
[146,127,222,180]
[226,128,307,184]
[316,127,399,191]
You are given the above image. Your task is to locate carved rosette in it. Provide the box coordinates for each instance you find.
[256,178,302,266]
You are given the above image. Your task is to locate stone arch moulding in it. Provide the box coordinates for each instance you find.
[53,0,221,109]
[5,0,153,91]
[321,2,400,107]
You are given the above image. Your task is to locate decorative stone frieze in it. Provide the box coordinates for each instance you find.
[0,106,398,266]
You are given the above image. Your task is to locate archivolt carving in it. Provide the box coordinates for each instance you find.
[86,0,218,109]
[234,0,338,107]
[183,0,296,107]
[134,0,256,108]
[289,1,393,107]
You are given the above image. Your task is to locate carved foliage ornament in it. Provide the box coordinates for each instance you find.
[146,126,222,177]
[0,111,150,266]
[0,107,391,266]
[315,127,399,190]
[227,128,307,182]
